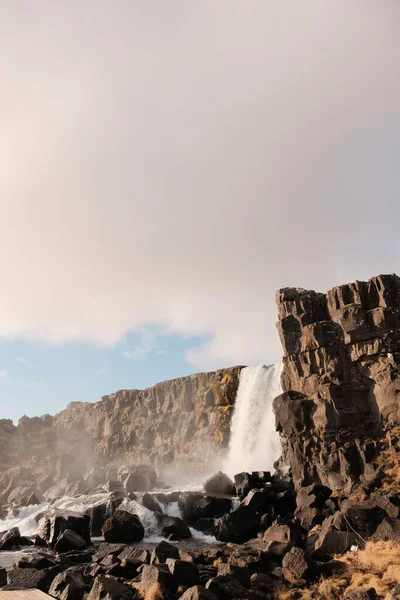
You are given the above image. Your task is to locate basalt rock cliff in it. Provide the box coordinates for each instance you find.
[274,273,400,492]
[0,367,243,498]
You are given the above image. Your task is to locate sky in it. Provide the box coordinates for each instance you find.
[0,1,399,421]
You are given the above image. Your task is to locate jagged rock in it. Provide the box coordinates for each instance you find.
[157,514,192,540]
[341,498,387,536]
[217,562,250,588]
[180,586,218,600]
[16,553,59,570]
[37,511,91,548]
[214,506,260,543]
[48,569,85,600]
[178,492,232,525]
[88,575,141,599]
[203,471,235,496]
[166,558,200,586]
[150,540,180,564]
[93,542,127,562]
[344,589,378,600]
[86,498,117,537]
[123,464,157,492]
[54,529,88,553]
[205,574,250,599]
[312,513,358,557]
[282,547,316,584]
[44,477,85,502]
[0,568,6,587]
[6,568,48,590]
[141,564,178,594]
[372,517,400,541]
[263,522,303,558]
[142,492,163,513]
[294,484,332,530]
[102,509,144,543]
[274,274,400,491]
[0,526,22,550]
[234,471,272,500]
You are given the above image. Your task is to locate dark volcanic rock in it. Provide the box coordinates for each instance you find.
[37,511,91,548]
[157,514,192,540]
[142,492,163,513]
[48,569,85,600]
[274,274,400,492]
[150,540,180,564]
[141,564,178,594]
[178,492,232,525]
[0,526,22,550]
[206,574,250,599]
[263,522,303,558]
[203,471,235,496]
[180,586,218,600]
[88,575,141,599]
[214,505,260,543]
[54,529,88,553]
[102,509,144,543]
[166,558,200,586]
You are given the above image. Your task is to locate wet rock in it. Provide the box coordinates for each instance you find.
[88,575,141,599]
[86,498,117,537]
[150,540,180,564]
[102,509,144,543]
[37,510,91,548]
[263,522,303,558]
[44,477,85,502]
[157,514,192,540]
[123,464,157,492]
[234,472,272,500]
[203,471,235,496]
[141,564,178,594]
[166,558,200,586]
[0,526,22,550]
[142,493,163,513]
[54,529,88,553]
[178,492,232,525]
[180,586,218,600]
[48,569,85,600]
[206,574,250,599]
[214,506,260,543]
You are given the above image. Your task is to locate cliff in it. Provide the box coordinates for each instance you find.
[0,367,243,484]
[274,273,400,491]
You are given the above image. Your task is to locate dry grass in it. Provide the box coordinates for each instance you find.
[274,541,400,599]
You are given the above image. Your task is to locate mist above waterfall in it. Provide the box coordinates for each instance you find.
[224,363,282,477]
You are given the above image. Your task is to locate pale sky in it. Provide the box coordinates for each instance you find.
[0,1,399,420]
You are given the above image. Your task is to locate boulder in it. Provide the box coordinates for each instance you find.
[48,569,85,600]
[0,526,22,550]
[234,472,272,500]
[141,564,178,594]
[6,568,48,590]
[214,506,260,543]
[295,484,332,530]
[371,517,400,541]
[205,574,250,599]
[37,511,91,548]
[263,522,303,558]
[88,575,141,599]
[142,493,163,513]
[150,540,180,564]
[102,510,144,543]
[180,586,218,600]
[341,498,387,536]
[54,529,88,553]
[166,558,200,586]
[157,514,192,540]
[123,464,157,492]
[282,547,316,584]
[217,562,250,588]
[0,568,6,587]
[203,471,235,496]
[178,492,232,525]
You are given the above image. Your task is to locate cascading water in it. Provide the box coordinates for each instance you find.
[224,362,283,477]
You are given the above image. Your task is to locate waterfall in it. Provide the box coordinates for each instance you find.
[224,362,282,477]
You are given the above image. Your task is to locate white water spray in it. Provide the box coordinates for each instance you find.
[224,363,282,477]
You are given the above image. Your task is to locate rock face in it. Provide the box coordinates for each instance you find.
[274,273,400,491]
[0,367,243,492]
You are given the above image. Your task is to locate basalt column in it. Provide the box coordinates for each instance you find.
[274,273,400,492]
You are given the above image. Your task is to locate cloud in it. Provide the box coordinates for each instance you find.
[123,329,160,361]
[16,357,33,367]
[0,370,7,378]
[0,2,399,369]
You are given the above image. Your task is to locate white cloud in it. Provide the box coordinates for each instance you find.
[16,357,33,367]
[123,329,160,361]
[0,370,7,378]
[0,2,399,369]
